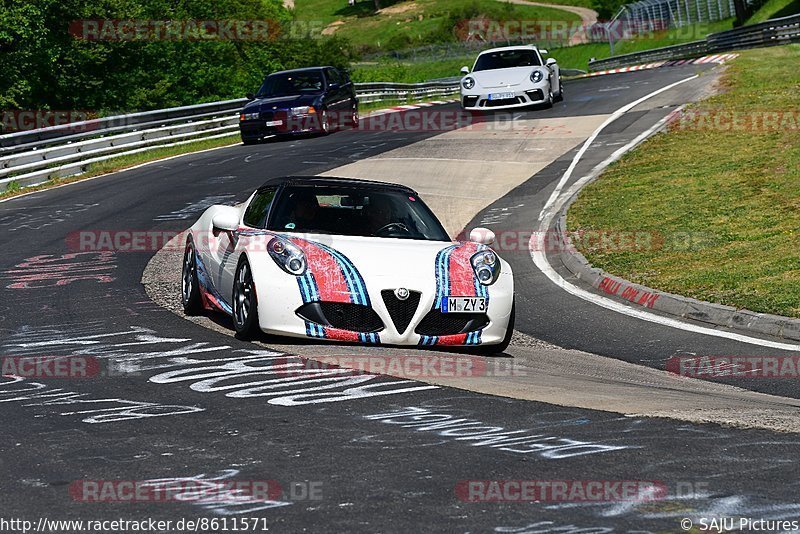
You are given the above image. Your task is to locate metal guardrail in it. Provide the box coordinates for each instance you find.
[588,13,800,71]
[0,80,460,192]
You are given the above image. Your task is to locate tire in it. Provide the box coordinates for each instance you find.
[319,109,330,135]
[351,104,359,129]
[544,85,554,109]
[475,300,515,356]
[232,255,260,339]
[241,137,259,145]
[181,238,203,316]
[554,76,564,102]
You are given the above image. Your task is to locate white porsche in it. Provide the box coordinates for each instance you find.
[460,45,562,111]
[181,177,515,354]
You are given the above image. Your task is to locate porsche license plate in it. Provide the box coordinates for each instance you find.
[442,297,487,313]
[265,120,283,127]
[488,92,514,100]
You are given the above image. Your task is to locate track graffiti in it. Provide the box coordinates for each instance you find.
[1,252,117,289]
[1,324,438,408]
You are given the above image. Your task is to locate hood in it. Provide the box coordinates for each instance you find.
[244,93,320,113]
[471,66,542,88]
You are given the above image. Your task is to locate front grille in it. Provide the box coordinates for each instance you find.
[463,96,479,108]
[525,89,544,101]
[482,97,523,108]
[296,302,384,333]
[415,310,489,336]
[381,290,421,334]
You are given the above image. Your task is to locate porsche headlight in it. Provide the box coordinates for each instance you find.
[268,237,306,276]
[530,70,544,83]
[290,106,316,116]
[462,77,475,90]
[471,250,499,286]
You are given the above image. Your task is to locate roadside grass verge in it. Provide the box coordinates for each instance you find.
[0,134,241,202]
[746,0,800,24]
[567,44,800,317]
[351,18,735,81]
[296,0,579,53]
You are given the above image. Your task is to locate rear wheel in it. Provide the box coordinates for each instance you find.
[233,256,260,339]
[351,104,359,129]
[182,239,202,315]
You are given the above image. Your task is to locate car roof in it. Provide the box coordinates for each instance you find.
[477,45,541,55]
[258,176,418,195]
[266,66,334,76]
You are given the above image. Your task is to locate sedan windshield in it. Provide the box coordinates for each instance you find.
[474,50,541,71]
[267,185,450,241]
[256,71,324,98]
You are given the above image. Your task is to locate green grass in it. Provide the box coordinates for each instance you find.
[746,0,800,23]
[0,134,241,201]
[295,0,580,53]
[567,44,800,317]
[350,18,736,81]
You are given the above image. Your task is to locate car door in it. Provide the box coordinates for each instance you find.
[324,68,348,126]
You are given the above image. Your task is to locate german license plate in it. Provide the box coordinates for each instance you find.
[265,120,283,127]
[442,297,487,313]
[489,92,514,100]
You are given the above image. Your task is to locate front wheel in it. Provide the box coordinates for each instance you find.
[232,256,260,339]
[475,300,515,355]
[319,109,330,135]
[554,76,564,102]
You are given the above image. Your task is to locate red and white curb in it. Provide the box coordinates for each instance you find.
[366,99,459,117]
[585,53,738,77]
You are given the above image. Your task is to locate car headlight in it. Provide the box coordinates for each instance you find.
[268,237,306,276]
[240,112,259,121]
[462,77,475,90]
[290,106,316,116]
[530,70,544,83]
[471,250,499,286]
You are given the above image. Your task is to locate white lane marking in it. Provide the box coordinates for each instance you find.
[538,75,698,222]
[530,88,800,351]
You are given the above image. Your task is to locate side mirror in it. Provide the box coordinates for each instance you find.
[546,58,557,66]
[246,93,255,100]
[469,227,495,245]
[460,66,470,75]
[212,207,240,232]
[540,49,549,55]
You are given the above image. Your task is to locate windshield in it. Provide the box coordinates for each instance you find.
[267,185,450,241]
[474,49,541,71]
[256,71,324,98]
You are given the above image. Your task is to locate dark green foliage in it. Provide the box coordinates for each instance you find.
[0,0,354,113]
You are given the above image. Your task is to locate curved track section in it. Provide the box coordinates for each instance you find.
[3,64,800,531]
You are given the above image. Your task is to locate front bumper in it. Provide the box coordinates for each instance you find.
[239,112,321,139]
[248,251,514,347]
[461,83,549,111]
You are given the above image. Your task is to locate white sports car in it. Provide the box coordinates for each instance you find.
[181,177,515,354]
[460,45,562,111]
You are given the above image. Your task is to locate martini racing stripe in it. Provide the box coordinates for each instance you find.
[424,243,490,346]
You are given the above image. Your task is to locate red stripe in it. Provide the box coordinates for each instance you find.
[292,238,351,303]
[448,243,480,297]
[324,328,360,342]
[436,333,469,345]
